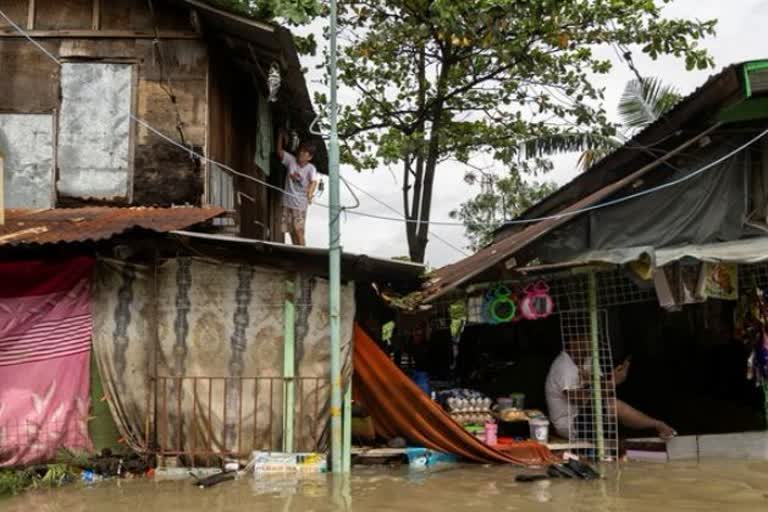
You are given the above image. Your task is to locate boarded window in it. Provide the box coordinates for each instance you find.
[0,114,54,208]
[57,63,133,200]
[35,0,92,30]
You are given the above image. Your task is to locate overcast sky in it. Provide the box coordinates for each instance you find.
[301,0,768,268]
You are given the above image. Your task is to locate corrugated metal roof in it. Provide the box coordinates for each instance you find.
[171,230,425,283]
[0,207,226,247]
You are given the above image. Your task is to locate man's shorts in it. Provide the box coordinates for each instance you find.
[281,207,307,234]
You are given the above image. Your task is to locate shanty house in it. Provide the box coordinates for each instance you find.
[0,1,424,470]
[0,0,326,239]
[407,61,768,461]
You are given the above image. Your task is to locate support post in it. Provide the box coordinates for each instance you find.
[342,379,351,473]
[328,0,343,473]
[588,271,605,460]
[283,277,296,453]
[0,150,4,225]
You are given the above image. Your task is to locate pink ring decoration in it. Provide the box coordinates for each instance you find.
[520,281,554,320]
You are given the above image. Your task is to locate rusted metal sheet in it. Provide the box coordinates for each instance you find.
[0,206,225,246]
[0,113,54,208]
[57,62,134,200]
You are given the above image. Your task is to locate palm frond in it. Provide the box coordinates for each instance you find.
[522,132,613,160]
[618,77,681,131]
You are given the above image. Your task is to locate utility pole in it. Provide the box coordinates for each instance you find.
[328,0,343,474]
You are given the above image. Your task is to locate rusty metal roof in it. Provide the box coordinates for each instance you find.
[0,207,226,247]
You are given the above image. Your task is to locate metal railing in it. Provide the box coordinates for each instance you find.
[149,376,327,462]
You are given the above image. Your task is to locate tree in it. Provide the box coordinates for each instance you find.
[450,173,558,251]
[208,0,320,24]
[331,1,714,263]
[524,76,682,171]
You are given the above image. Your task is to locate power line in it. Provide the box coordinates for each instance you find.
[342,176,469,256]
[2,8,767,231]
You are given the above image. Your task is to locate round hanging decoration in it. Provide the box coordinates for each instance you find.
[520,281,555,320]
[483,284,517,324]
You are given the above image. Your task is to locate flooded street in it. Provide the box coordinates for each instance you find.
[2,460,768,511]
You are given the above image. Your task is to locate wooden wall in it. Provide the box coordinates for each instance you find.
[0,0,207,206]
[208,44,275,240]
[1,0,280,233]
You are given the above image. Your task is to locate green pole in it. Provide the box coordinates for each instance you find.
[342,380,352,473]
[328,0,343,473]
[588,271,605,461]
[283,277,296,453]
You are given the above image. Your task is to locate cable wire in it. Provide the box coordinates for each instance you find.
[2,7,767,231]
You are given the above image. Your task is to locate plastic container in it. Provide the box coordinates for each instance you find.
[410,371,431,397]
[528,418,550,443]
[484,421,498,446]
[509,393,525,410]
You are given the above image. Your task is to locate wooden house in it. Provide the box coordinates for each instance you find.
[0,0,325,240]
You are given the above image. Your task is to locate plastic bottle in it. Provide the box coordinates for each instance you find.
[81,470,103,483]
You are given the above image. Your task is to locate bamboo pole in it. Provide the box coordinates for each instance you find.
[283,277,296,453]
[342,380,351,473]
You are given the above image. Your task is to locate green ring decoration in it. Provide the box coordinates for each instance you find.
[488,295,517,323]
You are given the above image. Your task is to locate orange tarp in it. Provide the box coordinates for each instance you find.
[353,325,557,466]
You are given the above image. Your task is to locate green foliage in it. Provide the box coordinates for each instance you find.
[450,173,558,251]
[329,0,715,261]
[0,464,78,498]
[522,75,681,172]
[207,0,321,25]
[618,76,682,130]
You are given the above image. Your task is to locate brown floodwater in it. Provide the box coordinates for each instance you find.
[3,460,768,512]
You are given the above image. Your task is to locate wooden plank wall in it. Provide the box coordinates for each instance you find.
[0,0,209,206]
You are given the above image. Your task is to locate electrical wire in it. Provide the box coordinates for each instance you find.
[2,8,767,231]
[342,176,469,256]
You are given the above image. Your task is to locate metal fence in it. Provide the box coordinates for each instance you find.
[150,376,326,462]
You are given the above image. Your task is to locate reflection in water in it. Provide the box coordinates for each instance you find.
[3,460,768,512]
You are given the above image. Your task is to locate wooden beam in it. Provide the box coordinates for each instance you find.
[92,0,101,31]
[181,0,274,33]
[27,0,36,30]
[0,30,201,39]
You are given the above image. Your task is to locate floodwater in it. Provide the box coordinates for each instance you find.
[2,460,768,512]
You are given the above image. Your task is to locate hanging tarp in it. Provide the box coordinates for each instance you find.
[353,325,556,466]
[92,257,355,455]
[0,257,94,466]
[531,136,753,264]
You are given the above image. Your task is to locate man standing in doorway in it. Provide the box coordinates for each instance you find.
[277,130,318,246]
